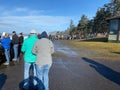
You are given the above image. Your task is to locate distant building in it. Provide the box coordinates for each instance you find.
[107,16,120,42]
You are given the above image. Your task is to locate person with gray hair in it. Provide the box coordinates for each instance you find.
[32,31,54,90]
[21,29,38,89]
[0,33,11,65]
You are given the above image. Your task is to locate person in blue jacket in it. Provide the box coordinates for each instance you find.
[0,33,11,65]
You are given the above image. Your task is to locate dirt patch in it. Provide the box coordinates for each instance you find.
[52,52,68,57]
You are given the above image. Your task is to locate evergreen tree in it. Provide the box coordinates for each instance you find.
[77,14,89,37]
[93,7,111,34]
[69,19,76,36]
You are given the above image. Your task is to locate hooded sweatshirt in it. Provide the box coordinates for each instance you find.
[32,31,54,66]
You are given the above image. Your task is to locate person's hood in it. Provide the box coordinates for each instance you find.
[40,31,48,38]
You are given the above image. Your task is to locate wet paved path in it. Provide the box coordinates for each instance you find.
[0,40,120,90]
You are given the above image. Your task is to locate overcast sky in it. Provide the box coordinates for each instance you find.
[0,0,110,34]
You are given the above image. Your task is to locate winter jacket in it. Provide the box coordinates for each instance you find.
[19,35,24,45]
[32,38,54,66]
[21,35,38,63]
[12,34,19,44]
[0,37,11,49]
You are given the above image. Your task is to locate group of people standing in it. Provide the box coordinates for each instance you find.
[0,29,54,90]
[21,29,54,90]
[0,31,24,65]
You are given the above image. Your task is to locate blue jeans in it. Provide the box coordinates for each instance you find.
[36,65,51,90]
[4,49,10,63]
[13,44,18,59]
[24,62,37,89]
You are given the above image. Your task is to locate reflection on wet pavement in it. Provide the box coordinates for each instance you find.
[54,41,78,56]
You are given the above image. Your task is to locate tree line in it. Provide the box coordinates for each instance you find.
[58,0,120,39]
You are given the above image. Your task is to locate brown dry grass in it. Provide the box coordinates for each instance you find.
[62,40,120,60]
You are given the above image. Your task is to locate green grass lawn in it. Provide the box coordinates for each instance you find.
[62,40,120,60]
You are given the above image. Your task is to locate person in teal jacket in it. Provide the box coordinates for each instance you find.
[21,29,38,89]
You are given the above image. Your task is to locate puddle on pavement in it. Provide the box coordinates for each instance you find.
[54,41,78,56]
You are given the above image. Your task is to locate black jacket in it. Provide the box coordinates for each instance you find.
[12,34,19,44]
[19,36,24,45]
